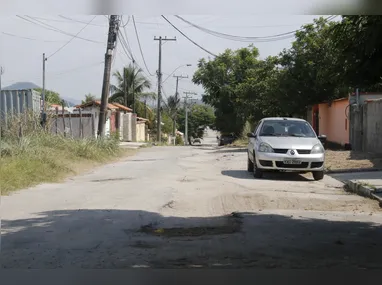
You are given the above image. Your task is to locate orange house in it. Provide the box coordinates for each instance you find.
[310,97,350,147]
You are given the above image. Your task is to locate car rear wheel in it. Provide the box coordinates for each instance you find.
[312,171,324,181]
[247,156,254,172]
[253,159,263,179]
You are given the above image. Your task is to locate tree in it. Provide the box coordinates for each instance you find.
[275,17,349,116]
[332,16,382,90]
[109,63,152,107]
[81,93,96,104]
[193,47,279,135]
[34,88,62,105]
[177,104,215,143]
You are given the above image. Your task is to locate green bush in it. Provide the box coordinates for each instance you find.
[175,135,184,145]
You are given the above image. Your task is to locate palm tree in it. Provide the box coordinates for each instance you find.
[166,95,180,136]
[109,64,153,114]
[81,93,96,104]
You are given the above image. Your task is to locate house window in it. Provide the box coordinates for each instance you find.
[345,118,347,130]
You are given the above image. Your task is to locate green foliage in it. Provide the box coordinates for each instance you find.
[332,16,382,90]
[34,88,62,105]
[109,63,152,108]
[175,135,184,145]
[0,117,122,194]
[82,93,96,104]
[193,16,382,135]
[161,111,174,135]
[177,104,215,139]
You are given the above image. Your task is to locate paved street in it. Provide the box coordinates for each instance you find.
[1,130,382,269]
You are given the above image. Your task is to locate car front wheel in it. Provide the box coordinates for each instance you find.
[253,158,263,179]
[312,171,324,181]
[247,156,254,172]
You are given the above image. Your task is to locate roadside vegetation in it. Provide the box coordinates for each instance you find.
[0,113,125,195]
[193,16,382,137]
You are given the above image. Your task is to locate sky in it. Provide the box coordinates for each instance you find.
[0,14,329,104]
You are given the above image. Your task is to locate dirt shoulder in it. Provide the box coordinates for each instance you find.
[325,150,382,172]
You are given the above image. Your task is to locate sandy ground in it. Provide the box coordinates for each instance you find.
[1,130,382,269]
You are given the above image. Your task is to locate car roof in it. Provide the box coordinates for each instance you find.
[261,117,307,122]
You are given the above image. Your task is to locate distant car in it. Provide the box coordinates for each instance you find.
[218,133,236,146]
[192,138,202,144]
[247,117,326,181]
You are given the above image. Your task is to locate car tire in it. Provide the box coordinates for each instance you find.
[312,171,324,181]
[247,156,254,172]
[253,159,263,179]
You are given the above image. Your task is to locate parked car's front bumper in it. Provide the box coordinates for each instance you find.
[255,152,325,171]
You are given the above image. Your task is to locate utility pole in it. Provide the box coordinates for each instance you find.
[132,59,136,113]
[97,15,120,138]
[183,91,196,145]
[154,36,176,142]
[172,74,188,137]
[0,66,4,134]
[42,53,47,127]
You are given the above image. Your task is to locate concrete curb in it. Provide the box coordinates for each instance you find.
[325,168,382,174]
[344,180,382,207]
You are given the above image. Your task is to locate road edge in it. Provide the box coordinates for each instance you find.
[344,180,382,207]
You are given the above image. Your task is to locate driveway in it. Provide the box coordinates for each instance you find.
[1,135,382,268]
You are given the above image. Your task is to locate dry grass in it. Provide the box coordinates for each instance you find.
[325,150,382,171]
[0,113,130,195]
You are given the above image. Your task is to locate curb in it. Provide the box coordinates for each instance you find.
[325,168,382,174]
[344,180,382,207]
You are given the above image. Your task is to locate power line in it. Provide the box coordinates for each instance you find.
[1,31,66,43]
[121,15,131,27]
[174,15,337,43]
[161,15,217,57]
[117,30,133,61]
[132,15,154,76]
[16,15,103,44]
[49,61,104,77]
[58,15,106,27]
[47,15,97,59]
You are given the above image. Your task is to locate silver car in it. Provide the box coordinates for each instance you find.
[247,117,325,180]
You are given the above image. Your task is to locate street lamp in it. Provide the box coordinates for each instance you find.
[163,64,192,83]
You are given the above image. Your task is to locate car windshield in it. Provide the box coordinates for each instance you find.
[259,120,316,138]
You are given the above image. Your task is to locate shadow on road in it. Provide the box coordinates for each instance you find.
[221,170,312,182]
[2,209,381,269]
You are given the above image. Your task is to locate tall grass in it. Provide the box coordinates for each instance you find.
[0,112,122,195]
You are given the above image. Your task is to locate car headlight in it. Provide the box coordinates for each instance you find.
[311,143,324,154]
[258,142,274,153]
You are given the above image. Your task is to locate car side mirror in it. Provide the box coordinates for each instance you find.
[247,133,256,138]
[318,134,327,144]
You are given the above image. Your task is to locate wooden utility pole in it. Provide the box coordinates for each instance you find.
[154,36,176,142]
[41,53,47,127]
[97,15,120,137]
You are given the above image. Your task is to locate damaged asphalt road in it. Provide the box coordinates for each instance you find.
[1,136,382,268]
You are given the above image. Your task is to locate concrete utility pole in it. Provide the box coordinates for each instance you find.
[183,91,197,145]
[172,74,188,137]
[41,53,47,127]
[154,36,176,142]
[97,15,120,138]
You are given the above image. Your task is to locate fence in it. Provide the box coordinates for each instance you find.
[350,99,382,154]
[49,109,95,139]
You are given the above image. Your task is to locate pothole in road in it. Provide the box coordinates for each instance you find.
[91,177,134,182]
[138,214,242,237]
